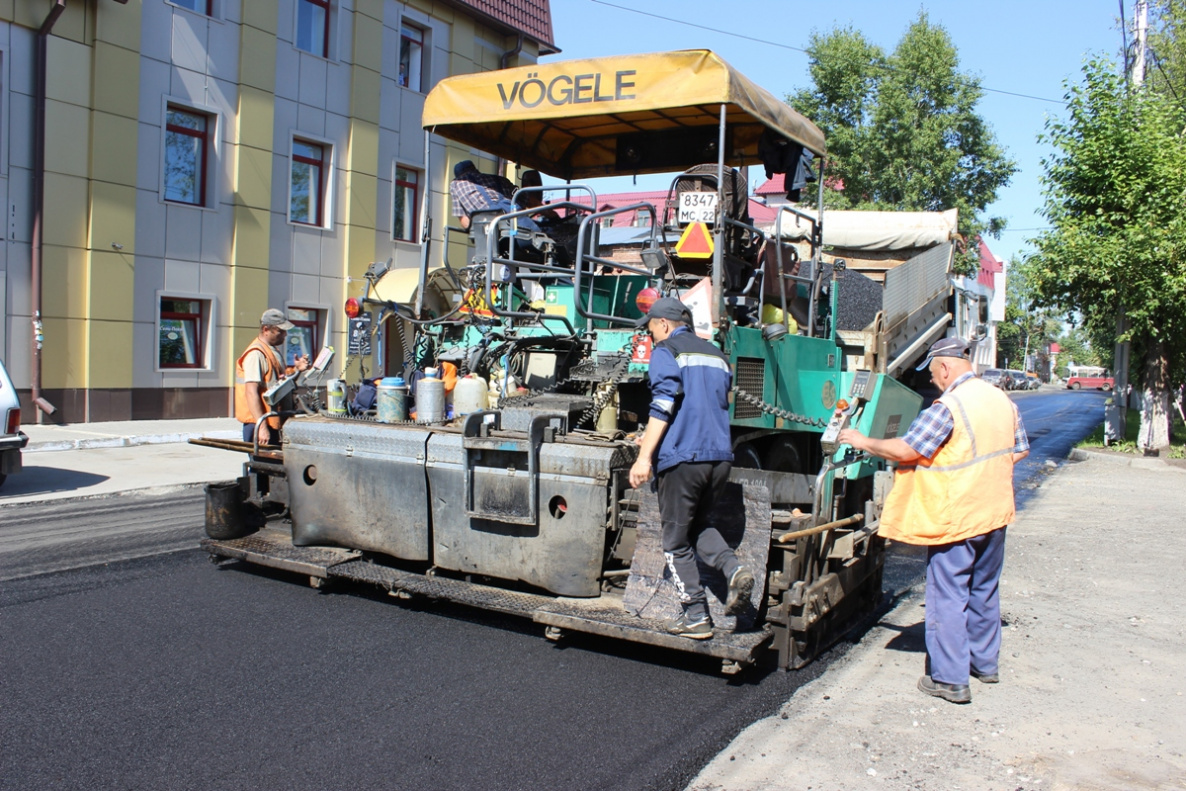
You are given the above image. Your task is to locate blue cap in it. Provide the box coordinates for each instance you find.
[380,377,403,386]
[454,160,475,178]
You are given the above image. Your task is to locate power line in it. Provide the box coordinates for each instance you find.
[585,0,1068,105]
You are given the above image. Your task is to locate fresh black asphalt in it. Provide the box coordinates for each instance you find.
[0,389,1105,791]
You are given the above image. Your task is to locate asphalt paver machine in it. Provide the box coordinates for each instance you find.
[198,51,924,673]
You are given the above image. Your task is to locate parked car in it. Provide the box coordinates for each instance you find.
[981,368,1007,389]
[0,358,28,488]
[1025,372,1042,390]
[1006,370,1029,391]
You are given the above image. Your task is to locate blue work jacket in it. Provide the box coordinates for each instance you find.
[647,326,734,473]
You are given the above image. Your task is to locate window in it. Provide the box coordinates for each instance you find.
[290,139,327,226]
[393,166,419,242]
[285,308,322,366]
[170,0,213,15]
[633,211,652,228]
[296,0,331,58]
[399,23,425,91]
[163,106,210,206]
[158,297,207,369]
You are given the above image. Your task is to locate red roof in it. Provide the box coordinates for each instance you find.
[447,0,558,54]
[754,174,786,196]
[595,191,775,227]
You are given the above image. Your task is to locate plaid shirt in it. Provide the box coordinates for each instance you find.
[450,170,516,218]
[901,372,1029,460]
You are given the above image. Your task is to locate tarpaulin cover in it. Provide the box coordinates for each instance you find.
[776,208,958,251]
[422,49,825,179]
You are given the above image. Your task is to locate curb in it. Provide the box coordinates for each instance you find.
[1068,447,1186,472]
[25,430,240,454]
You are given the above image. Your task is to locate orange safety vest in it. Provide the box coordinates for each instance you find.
[235,338,284,429]
[879,377,1018,546]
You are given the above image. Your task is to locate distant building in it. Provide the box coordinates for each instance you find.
[1,0,555,423]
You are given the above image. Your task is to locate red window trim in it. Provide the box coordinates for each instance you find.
[302,0,332,58]
[292,140,327,227]
[159,299,205,370]
[165,106,209,207]
[288,310,321,366]
[400,22,425,91]
[394,167,419,242]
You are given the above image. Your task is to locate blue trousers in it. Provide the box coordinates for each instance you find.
[925,527,1007,685]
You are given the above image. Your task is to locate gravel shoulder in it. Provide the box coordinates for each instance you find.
[690,456,1186,791]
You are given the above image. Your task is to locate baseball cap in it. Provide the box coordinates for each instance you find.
[915,336,971,370]
[454,160,475,178]
[635,296,693,328]
[261,308,295,330]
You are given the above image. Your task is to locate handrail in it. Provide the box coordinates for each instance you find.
[573,203,661,328]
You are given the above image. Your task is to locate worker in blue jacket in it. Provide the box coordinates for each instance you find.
[629,297,754,639]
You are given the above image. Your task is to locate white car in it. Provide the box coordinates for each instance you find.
[0,358,27,488]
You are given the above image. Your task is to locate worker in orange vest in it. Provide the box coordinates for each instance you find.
[839,337,1029,705]
[235,308,310,445]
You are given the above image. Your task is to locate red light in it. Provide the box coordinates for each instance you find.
[636,287,660,316]
[344,297,361,319]
[5,408,18,435]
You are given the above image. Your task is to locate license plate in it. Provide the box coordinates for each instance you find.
[677,191,718,224]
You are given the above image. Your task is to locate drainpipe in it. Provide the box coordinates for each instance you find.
[494,34,524,177]
[29,0,68,421]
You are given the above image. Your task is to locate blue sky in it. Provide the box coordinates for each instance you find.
[545,0,1127,266]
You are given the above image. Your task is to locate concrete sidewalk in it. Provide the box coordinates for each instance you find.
[690,453,1186,791]
[2,418,243,505]
[20,417,240,452]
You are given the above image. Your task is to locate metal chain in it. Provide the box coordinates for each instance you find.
[733,386,828,427]
[576,334,641,428]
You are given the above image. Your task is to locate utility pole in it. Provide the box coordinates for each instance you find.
[1108,0,1146,443]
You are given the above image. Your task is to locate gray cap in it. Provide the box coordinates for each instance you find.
[261,308,295,330]
[916,336,971,370]
[636,296,693,328]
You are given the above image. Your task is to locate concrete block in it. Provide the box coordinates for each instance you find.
[132,255,166,324]
[349,65,381,125]
[45,37,92,108]
[296,103,326,137]
[87,251,136,323]
[274,42,300,100]
[42,174,90,250]
[89,181,138,255]
[236,86,275,152]
[91,112,141,189]
[132,319,162,388]
[234,144,272,211]
[164,203,204,262]
[231,205,271,268]
[292,228,320,275]
[326,61,352,117]
[298,52,328,108]
[164,258,202,294]
[44,100,91,178]
[171,11,209,75]
[206,15,241,83]
[241,0,278,35]
[238,23,277,92]
[135,189,168,260]
[201,208,233,265]
[39,244,87,320]
[138,57,172,130]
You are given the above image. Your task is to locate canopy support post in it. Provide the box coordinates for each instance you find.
[415,131,432,318]
[711,103,726,329]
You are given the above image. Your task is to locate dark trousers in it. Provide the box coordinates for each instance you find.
[241,422,282,444]
[925,527,1007,685]
[656,461,740,618]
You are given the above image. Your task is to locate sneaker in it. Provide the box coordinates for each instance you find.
[725,567,755,616]
[917,675,971,704]
[971,669,999,684]
[667,611,713,640]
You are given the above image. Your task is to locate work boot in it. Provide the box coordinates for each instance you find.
[971,668,1000,684]
[667,611,713,640]
[725,566,755,616]
[917,675,971,704]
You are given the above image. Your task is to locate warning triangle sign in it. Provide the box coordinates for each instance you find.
[675,222,715,260]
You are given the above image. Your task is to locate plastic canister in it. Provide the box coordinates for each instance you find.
[325,378,347,416]
[453,374,488,416]
[416,368,446,423]
[377,376,409,422]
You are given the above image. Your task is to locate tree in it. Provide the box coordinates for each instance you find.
[789,13,1017,273]
[1149,0,1186,100]
[1028,58,1186,452]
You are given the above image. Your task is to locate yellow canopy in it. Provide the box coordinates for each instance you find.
[422,50,825,180]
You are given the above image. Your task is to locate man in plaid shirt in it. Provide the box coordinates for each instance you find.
[450,160,539,232]
[839,337,1029,704]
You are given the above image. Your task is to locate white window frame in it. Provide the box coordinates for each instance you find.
[159,97,221,211]
[154,291,216,372]
[392,162,422,243]
[288,133,335,229]
[166,0,222,20]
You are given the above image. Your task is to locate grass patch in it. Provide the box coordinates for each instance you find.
[1077,403,1186,458]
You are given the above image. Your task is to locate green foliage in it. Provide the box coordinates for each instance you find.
[1028,58,1186,390]
[1149,0,1186,102]
[789,13,1017,275]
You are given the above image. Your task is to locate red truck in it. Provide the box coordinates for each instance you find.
[1066,367,1114,390]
